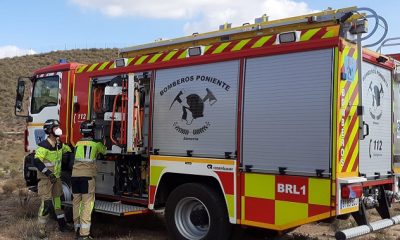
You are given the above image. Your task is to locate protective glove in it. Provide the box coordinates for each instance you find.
[49,173,57,184]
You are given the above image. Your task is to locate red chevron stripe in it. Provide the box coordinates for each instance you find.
[204,43,220,55]
[104,61,114,69]
[344,114,358,148]
[92,62,103,71]
[170,49,185,60]
[348,48,355,57]
[339,82,351,108]
[126,57,137,66]
[153,52,169,63]
[343,85,359,144]
[342,129,359,172]
[348,86,359,106]
[241,36,263,50]
[265,35,277,47]
[222,41,237,52]
[79,65,89,73]
[351,154,359,172]
[309,28,326,40]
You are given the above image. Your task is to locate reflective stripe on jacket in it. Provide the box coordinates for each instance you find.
[35,139,72,178]
[72,137,106,177]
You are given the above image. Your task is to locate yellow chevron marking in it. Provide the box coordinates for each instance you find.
[109,62,116,69]
[148,53,163,63]
[212,42,231,54]
[340,47,350,69]
[352,48,358,60]
[232,39,251,51]
[178,50,188,59]
[251,36,272,48]
[347,140,359,172]
[135,55,149,65]
[203,45,212,54]
[162,50,178,61]
[347,138,359,171]
[344,98,359,172]
[98,62,110,71]
[343,76,358,108]
[86,63,99,72]
[345,108,358,152]
[76,65,88,73]
[300,28,320,41]
[127,58,135,65]
[322,26,339,39]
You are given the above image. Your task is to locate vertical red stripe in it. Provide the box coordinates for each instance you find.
[149,185,156,204]
[147,70,155,152]
[236,59,245,221]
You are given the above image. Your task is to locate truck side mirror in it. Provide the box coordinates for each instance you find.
[15,80,25,112]
[15,77,31,117]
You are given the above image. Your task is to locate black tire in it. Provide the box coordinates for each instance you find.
[165,183,232,240]
[61,171,73,222]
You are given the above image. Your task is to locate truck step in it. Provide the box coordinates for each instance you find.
[63,200,148,216]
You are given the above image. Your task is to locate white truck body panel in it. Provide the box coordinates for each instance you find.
[359,61,392,177]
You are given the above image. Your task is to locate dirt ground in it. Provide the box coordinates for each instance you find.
[1,177,400,240]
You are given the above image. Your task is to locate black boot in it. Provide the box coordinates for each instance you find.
[75,227,80,240]
[57,217,74,232]
[78,235,93,240]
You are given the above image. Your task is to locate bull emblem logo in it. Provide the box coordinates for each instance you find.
[170,88,217,125]
[368,82,384,120]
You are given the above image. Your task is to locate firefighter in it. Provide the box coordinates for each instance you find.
[33,119,73,238]
[72,120,106,240]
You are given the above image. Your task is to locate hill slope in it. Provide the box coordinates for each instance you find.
[0,49,119,133]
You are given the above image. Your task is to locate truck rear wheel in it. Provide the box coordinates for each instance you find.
[165,183,232,240]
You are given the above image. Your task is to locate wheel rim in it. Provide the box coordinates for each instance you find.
[174,197,210,240]
[61,182,72,202]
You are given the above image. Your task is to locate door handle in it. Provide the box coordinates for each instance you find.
[362,121,369,139]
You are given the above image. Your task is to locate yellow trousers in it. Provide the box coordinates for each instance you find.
[72,178,95,236]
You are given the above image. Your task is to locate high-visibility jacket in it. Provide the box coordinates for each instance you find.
[72,137,107,177]
[35,138,72,178]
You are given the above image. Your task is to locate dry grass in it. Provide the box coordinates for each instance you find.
[2,179,17,194]
[2,217,41,240]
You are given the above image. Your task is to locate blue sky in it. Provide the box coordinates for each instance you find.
[0,0,399,58]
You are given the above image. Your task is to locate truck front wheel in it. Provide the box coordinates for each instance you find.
[165,183,232,240]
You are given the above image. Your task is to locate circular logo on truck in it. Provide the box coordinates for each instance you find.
[363,68,389,121]
[159,75,231,141]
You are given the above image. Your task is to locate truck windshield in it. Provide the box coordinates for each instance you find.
[31,76,59,114]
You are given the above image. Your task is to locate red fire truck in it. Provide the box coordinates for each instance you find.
[15,6,400,240]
